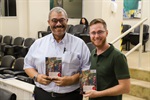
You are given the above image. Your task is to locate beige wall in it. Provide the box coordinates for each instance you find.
[0,0,149,50]
[0,17,19,36]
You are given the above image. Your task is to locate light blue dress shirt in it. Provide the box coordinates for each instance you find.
[24,33,91,93]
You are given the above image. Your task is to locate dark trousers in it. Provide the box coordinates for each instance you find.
[33,86,83,100]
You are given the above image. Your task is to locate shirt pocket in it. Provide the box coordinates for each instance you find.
[62,51,80,69]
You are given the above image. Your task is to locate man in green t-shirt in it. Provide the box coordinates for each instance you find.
[83,18,130,100]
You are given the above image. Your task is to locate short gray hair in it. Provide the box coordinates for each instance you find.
[48,7,68,20]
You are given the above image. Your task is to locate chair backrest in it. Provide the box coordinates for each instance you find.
[79,35,91,43]
[0,35,3,43]
[134,24,149,33]
[41,31,50,37]
[66,24,74,33]
[13,37,24,46]
[13,57,24,71]
[86,42,95,53]
[71,24,86,35]
[0,55,15,68]
[24,38,35,48]
[47,26,51,32]
[0,88,16,100]
[3,36,13,45]
[38,31,50,38]
[122,24,131,33]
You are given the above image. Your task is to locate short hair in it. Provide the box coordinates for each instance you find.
[89,18,107,30]
[48,7,68,20]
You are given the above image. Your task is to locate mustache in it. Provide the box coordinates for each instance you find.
[53,25,65,29]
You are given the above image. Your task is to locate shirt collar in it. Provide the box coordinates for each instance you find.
[93,44,114,57]
[50,32,68,44]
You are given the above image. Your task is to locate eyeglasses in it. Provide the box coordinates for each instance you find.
[90,30,106,35]
[51,18,66,23]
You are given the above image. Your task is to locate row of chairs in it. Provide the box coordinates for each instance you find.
[0,55,34,84]
[38,24,91,43]
[122,24,149,52]
[0,35,35,58]
[0,55,25,78]
[38,24,88,38]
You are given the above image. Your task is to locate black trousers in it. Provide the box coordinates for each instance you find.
[33,86,83,100]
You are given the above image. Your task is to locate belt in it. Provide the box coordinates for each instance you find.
[50,92,67,97]
[49,88,80,97]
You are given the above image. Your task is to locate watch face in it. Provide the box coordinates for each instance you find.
[33,76,37,81]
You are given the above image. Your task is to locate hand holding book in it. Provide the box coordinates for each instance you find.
[45,57,62,78]
[80,70,97,94]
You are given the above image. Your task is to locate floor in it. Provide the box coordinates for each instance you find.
[83,94,145,100]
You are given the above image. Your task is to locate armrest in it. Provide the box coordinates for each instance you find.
[0,67,12,74]
[3,69,14,74]
[12,71,25,76]
[15,75,34,84]
[130,32,139,35]
[4,70,25,76]
[0,74,14,79]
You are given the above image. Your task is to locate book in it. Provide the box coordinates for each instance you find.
[80,69,97,94]
[45,57,62,78]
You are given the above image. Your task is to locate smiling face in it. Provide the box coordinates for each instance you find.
[48,8,68,42]
[89,23,108,48]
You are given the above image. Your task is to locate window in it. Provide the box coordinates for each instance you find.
[0,0,16,16]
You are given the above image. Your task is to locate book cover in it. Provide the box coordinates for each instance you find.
[80,69,97,94]
[45,57,62,78]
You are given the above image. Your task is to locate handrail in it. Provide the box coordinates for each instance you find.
[110,18,147,44]
[110,17,148,67]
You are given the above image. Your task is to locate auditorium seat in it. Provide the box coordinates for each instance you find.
[0,88,16,100]
[3,57,26,76]
[0,55,15,74]
[129,24,149,52]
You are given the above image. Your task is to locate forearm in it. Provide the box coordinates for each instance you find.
[69,73,80,84]
[58,73,79,86]
[97,79,130,97]
[24,68,38,78]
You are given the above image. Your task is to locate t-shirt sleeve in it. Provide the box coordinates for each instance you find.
[114,53,130,79]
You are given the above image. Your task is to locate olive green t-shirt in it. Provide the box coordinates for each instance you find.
[90,44,130,100]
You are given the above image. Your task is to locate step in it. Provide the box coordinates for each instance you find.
[82,94,145,100]
[130,79,150,100]
[123,94,145,100]
[129,67,150,82]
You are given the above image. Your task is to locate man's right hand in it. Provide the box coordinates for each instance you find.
[37,74,52,85]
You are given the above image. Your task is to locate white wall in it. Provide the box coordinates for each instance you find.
[17,0,29,38]
[0,17,19,36]
[28,0,49,38]
[102,0,123,49]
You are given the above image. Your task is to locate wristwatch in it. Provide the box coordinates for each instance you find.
[33,73,38,82]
